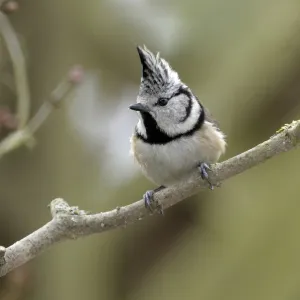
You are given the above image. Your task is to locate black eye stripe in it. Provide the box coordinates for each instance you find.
[179,97,192,123]
[172,90,182,97]
[154,87,190,106]
[172,87,192,98]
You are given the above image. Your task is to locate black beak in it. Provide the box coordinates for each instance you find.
[129,103,150,113]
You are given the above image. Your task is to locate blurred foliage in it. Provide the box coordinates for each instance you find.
[0,0,300,299]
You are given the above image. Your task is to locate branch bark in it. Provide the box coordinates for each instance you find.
[0,120,299,277]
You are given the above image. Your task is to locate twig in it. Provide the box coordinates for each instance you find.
[0,246,6,266]
[0,0,15,11]
[0,120,299,277]
[0,66,83,158]
[0,3,83,158]
[0,11,30,129]
[27,73,81,133]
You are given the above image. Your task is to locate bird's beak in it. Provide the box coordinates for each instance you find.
[129,103,150,113]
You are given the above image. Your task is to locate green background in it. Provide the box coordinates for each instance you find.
[1,0,300,299]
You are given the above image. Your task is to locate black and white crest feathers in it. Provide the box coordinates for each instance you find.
[137,45,181,95]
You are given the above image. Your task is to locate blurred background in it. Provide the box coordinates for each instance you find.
[0,0,300,299]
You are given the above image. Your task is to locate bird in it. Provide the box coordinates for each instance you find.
[129,45,226,213]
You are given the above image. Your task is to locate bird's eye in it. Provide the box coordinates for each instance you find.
[157,98,168,106]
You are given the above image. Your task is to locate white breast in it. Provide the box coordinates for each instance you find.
[131,121,226,186]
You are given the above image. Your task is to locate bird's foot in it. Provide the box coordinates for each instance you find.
[143,186,165,214]
[144,190,155,212]
[199,162,214,190]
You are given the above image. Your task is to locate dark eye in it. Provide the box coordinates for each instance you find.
[157,98,168,106]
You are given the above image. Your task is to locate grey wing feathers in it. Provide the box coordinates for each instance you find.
[203,106,221,131]
[195,95,221,130]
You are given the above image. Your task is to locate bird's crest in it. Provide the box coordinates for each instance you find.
[136,45,181,95]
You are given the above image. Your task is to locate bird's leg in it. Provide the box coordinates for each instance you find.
[144,185,165,214]
[198,162,214,190]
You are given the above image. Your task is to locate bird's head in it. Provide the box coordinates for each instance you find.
[129,46,203,141]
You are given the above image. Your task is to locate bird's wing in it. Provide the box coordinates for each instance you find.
[203,106,222,131]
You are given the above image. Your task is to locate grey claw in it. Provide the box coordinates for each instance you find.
[199,163,214,190]
[143,189,164,214]
[144,190,154,212]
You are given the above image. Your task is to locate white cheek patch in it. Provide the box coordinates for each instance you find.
[160,97,201,137]
[136,119,147,138]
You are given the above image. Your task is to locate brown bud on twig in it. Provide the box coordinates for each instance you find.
[2,1,19,14]
[68,65,84,84]
[0,106,18,130]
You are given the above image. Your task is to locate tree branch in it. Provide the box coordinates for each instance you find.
[0,120,299,277]
[0,1,84,158]
[0,10,30,129]
[0,66,83,158]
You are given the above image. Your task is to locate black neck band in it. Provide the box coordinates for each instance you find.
[135,105,205,145]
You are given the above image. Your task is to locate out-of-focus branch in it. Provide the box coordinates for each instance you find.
[0,246,6,266]
[0,0,84,158]
[0,1,15,11]
[0,10,30,128]
[0,66,83,158]
[0,120,299,277]
[1,1,19,14]
[27,66,83,133]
